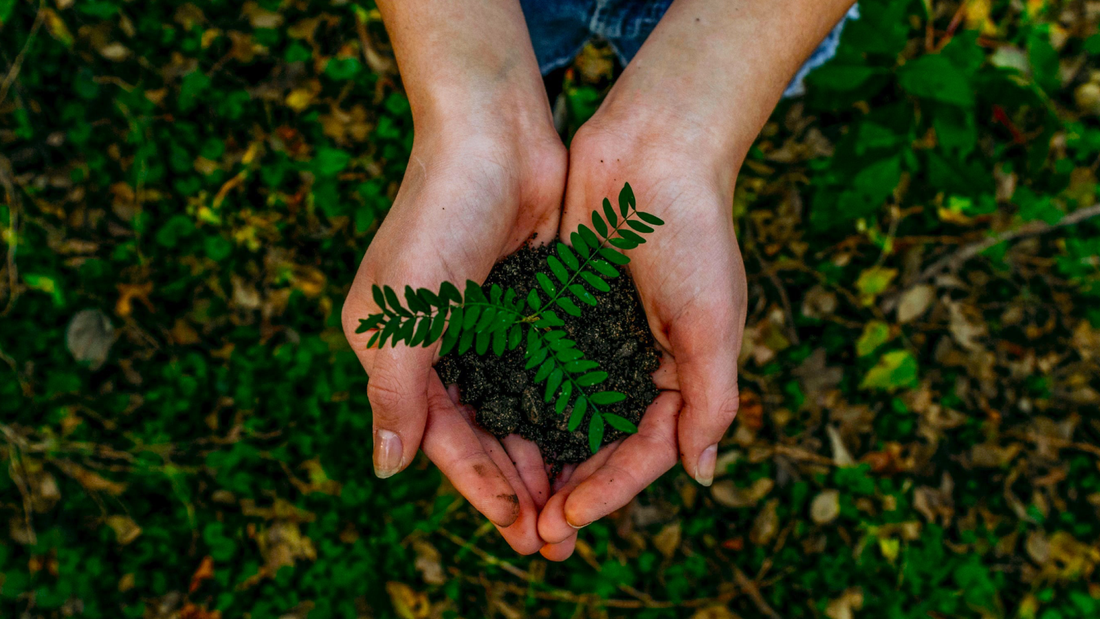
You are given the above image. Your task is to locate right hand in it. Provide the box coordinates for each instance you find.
[341,118,566,554]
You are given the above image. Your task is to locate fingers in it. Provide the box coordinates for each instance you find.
[365,345,437,478]
[561,391,682,530]
[670,302,743,487]
[539,535,577,561]
[502,435,551,510]
[421,376,522,528]
[472,430,544,555]
[538,391,681,544]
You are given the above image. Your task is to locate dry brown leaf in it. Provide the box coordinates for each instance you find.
[711,478,774,509]
[106,515,142,545]
[749,499,780,546]
[412,540,446,585]
[66,308,115,369]
[811,490,841,524]
[652,522,682,559]
[897,285,934,324]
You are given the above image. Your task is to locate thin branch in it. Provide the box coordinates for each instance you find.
[910,203,1100,287]
[0,0,45,107]
[0,154,20,315]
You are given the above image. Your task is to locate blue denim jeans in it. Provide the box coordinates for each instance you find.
[520,1,859,97]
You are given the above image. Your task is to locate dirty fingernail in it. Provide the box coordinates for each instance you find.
[568,521,590,530]
[695,444,718,487]
[374,429,403,479]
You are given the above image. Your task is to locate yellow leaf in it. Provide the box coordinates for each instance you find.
[106,515,142,545]
[878,537,900,563]
[286,88,315,112]
[385,581,430,619]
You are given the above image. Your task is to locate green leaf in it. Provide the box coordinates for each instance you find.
[599,248,630,266]
[556,348,583,362]
[610,237,637,250]
[507,324,522,350]
[449,307,464,332]
[536,272,557,297]
[578,224,601,249]
[592,211,608,237]
[856,321,891,357]
[556,297,582,317]
[619,182,635,216]
[603,413,638,433]
[0,0,16,23]
[588,414,605,453]
[474,307,497,332]
[527,289,541,311]
[590,391,626,405]
[860,350,919,391]
[570,232,590,258]
[626,219,654,234]
[534,359,555,382]
[565,359,599,373]
[898,54,974,107]
[555,389,570,415]
[439,281,461,303]
[427,309,448,344]
[378,318,401,348]
[603,198,618,227]
[545,370,563,402]
[475,329,491,355]
[526,346,548,369]
[366,331,380,348]
[569,284,596,306]
[557,243,579,271]
[580,271,610,292]
[372,285,386,310]
[855,267,898,305]
[356,315,383,334]
[315,147,352,177]
[417,287,440,307]
[569,396,588,431]
[462,306,481,330]
[577,371,608,387]
[384,286,407,316]
[636,211,665,226]
[590,259,619,278]
[405,286,428,313]
[440,323,460,355]
[618,229,645,245]
[547,255,569,284]
[409,316,431,347]
[492,327,506,355]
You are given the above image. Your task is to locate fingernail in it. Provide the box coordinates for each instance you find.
[374,429,403,479]
[695,444,718,487]
[568,521,589,530]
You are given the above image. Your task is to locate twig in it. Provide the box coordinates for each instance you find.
[909,203,1100,287]
[733,567,783,619]
[0,154,20,315]
[0,0,45,107]
[1006,431,1100,459]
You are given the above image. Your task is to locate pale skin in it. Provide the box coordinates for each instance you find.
[341,0,857,559]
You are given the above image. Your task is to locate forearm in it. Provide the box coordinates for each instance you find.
[376,0,552,134]
[596,0,857,169]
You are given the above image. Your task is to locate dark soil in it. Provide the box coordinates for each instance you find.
[435,244,661,469]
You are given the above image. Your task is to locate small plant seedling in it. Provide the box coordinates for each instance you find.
[356,183,665,453]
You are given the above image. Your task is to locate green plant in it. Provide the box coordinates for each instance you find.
[355,183,664,452]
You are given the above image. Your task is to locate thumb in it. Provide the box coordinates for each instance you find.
[343,293,433,479]
[671,303,742,487]
[363,346,434,478]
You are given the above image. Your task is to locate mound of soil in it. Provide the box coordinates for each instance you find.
[435,244,660,469]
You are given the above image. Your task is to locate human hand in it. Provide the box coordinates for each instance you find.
[342,119,566,554]
[536,110,748,560]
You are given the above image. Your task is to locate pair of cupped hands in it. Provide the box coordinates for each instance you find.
[341,92,748,560]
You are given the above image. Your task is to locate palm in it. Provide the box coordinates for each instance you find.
[536,133,747,560]
[343,138,565,554]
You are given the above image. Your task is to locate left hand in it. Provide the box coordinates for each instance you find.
[536,108,749,560]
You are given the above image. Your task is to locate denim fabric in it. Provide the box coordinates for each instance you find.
[520,0,859,98]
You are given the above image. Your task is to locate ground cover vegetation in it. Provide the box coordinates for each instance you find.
[1,0,1100,617]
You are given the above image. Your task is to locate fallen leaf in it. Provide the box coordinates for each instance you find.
[189,556,215,593]
[386,581,430,619]
[66,308,115,369]
[896,285,934,323]
[652,522,682,559]
[749,499,780,546]
[106,515,142,545]
[711,478,774,509]
[826,588,865,619]
[412,540,445,585]
[811,490,841,524]
[826,425,856,467]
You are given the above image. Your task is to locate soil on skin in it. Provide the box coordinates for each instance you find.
[435,243,661,469]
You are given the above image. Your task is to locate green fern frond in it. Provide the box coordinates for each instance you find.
[355,182,663,453]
